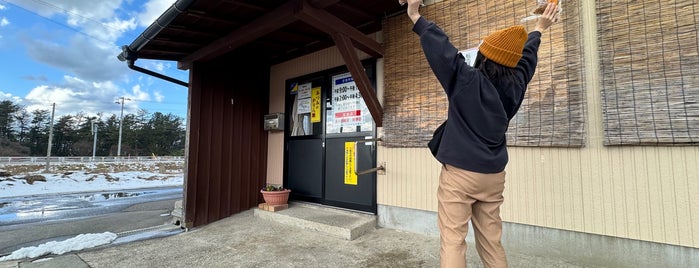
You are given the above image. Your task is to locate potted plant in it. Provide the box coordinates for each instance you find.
[260,184,291,206]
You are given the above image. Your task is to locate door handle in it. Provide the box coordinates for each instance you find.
[355,164,385,176]
[353,138,385,176]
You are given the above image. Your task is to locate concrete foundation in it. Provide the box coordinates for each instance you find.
[378,204,699,268]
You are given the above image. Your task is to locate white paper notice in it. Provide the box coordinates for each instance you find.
[297,98,311,114]
[298,83,312,99]
[332,73,363,128]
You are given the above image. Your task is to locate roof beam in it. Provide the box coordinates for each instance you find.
[167,24,221,39]
[177,0,300,70]
[152,37,204,47]
[334,3,374,22]
[137,49,190,61]
[177,0,379,70]
[331,32,383,127]
[221,1,270,12]
[184,10,240,26]
[295,1,383,58]
[308,0,341,9]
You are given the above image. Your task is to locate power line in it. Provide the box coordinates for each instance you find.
[28,0,136,38]
[0,0,134,46]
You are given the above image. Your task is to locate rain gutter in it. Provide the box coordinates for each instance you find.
[123,51,189,87]
[117,0,196,87]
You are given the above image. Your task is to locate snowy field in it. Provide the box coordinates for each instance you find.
[0,160,185,262]
[0,160,184,198]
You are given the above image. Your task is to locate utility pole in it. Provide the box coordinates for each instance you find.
[91,121,98,160]
[116,97,131,158]
[45,103,55,172]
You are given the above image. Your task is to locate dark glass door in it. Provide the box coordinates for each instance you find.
[322,72,376,212]
[284,62,377,213]
[285,77,325,201]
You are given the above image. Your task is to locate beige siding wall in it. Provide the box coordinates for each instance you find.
[266,1,698,248]
[380,139,699,248]
[378,1,699,248]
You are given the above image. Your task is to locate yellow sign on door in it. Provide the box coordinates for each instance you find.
[344,142,357,185]
[311,87,321,123]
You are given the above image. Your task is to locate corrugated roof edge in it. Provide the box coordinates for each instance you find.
[117,0,196,62]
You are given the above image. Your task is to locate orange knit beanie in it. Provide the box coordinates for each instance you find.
[479,25,528,68]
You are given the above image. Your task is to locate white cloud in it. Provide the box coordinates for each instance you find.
[130,84,151,101]
[153,62,165,72]
[85,17,136,48]
[8,0,134,45]
[137,0,175,27]
[22,34,129,82]
[154,91,164,102]
[20,75,170,118]
[1,17,8,27]
[0,4,5,10]
[7,0,123,22]
[25,85,79,107]
[23,75,124,116]
[12,0,148,83]
[7,0,183,118]
[0,91,13,99]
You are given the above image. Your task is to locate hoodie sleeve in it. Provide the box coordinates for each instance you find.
[508,31,542,117]
[516,31,542,85]
[413,17,470,97]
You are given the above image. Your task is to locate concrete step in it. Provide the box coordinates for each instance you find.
[253,202,375,241]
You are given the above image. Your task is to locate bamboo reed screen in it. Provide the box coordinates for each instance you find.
[598,1,699,145]
[382,0,585,148]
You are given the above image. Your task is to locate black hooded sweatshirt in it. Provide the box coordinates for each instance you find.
[413,17,541,173]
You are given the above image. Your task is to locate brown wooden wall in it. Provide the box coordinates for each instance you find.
[184,51,269,228]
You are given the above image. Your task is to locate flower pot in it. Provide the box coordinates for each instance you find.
[260,189,291,206]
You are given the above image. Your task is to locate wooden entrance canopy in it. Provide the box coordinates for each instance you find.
[119,0,405,127]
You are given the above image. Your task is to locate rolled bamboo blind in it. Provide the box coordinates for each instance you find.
[598,0,699,145]
[382,0,585,148]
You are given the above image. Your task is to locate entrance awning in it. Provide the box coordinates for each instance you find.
[117,0,405,127]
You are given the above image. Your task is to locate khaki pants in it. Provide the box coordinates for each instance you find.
[438,164,507,268]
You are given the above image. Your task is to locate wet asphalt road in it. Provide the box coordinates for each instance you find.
[0,187,182,255]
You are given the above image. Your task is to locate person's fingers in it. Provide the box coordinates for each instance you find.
[542,4,557,22]
[546,3,557,17]
[551,6,560,22]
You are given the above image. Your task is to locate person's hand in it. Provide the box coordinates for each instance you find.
[534,3,560,33]
[399,0,423,24]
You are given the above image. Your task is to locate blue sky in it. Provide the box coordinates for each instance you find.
[0,0,188,120]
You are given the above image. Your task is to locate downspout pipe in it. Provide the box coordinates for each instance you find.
[117,0,195,87]
[122,46,188,87]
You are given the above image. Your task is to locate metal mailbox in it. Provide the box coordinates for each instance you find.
[264,113,284,131]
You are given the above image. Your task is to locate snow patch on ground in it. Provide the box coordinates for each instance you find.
[0,232,117,261]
